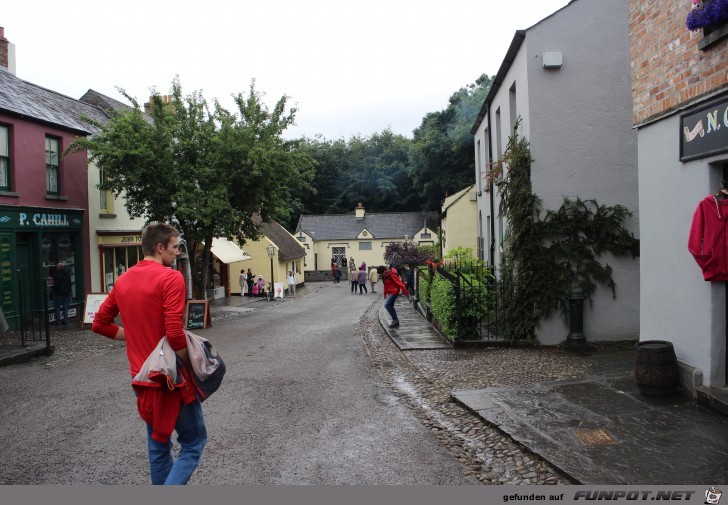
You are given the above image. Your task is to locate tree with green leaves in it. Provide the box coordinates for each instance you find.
[409,74,493,210]
[67,78,314,296]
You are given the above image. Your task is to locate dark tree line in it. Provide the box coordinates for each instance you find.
[286,74,493,229]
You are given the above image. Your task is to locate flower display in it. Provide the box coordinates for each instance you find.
[686,0,728,31]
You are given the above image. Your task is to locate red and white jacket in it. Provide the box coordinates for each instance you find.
[688,195,728,281]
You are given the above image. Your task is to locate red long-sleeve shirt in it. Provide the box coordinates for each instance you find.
[92,260,187,376]
[382,270,409,298]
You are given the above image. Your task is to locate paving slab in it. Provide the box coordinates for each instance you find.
[452,370,728,484]
[378,298,450,350]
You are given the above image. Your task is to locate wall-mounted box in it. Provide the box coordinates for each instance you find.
[543,51,562,68]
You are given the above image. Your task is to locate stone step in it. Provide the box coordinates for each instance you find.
[695,385,728,417]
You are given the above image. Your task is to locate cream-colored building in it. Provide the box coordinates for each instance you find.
[440,184,477,259]
[295,204,439,274]
[228,220,305,297]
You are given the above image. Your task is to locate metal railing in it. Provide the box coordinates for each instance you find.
[0,277,51,352]
[415,260,511,346]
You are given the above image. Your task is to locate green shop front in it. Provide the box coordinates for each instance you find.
[0,207,85,329]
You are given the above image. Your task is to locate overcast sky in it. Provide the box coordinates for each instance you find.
[3,0,570,140]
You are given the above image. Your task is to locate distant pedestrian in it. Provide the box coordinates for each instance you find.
[357,267,368,294]
[246,268,255,297]
[402,264,415,297]
[239,269,246,297]
[349,257,355,271]
[334,265,342,285]
[256,275,267,297]
[50,263,72,325]
[377,265,411,328]
[287,270,297,298]
[368,266,378,293]
[331,260,337,284]
[349,268,358,293]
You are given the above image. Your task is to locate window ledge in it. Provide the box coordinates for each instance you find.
[99,213,117,219]
[45,194,69,201]
[0,191,20,197]
[699,23,728,51]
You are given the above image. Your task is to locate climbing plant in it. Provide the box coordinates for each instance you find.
[497,120,639,343]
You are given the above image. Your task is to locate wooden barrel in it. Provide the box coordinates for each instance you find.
[634,340,678,398]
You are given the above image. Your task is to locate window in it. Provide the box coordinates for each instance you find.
[99,168,113,213]
[45,136,60,195]
[43,232,77,305]
[103,246,142,292]
[420,233,431,239]
[0,125,9,191]
[359,242,372,251]
[509,82,517,133]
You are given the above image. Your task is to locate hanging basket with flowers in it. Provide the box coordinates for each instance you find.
[686,0,728,31]
[483,160,505,186]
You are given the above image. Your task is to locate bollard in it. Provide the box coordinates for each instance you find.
[563,284,594,352]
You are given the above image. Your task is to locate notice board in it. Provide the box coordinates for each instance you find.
[83,293,109,325]
[185,300,210,329]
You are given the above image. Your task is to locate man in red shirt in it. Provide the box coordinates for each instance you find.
[92,223,206,485]
[376,265,412,328]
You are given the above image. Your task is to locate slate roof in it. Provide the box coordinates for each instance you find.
[262,220,306,261]
[0,69,109,134]
[79,89,134,115]
[295,211,438,241]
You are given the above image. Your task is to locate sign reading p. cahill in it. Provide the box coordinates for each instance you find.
[681,93,728,161]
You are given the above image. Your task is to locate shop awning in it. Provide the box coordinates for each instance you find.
[210,238,250,264]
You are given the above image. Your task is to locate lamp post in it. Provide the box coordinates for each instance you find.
[266,244,275,301]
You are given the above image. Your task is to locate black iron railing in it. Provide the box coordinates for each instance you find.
[0,277,51,352]
[415,260,511,346]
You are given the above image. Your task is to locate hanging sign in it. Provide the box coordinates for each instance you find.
[681,93,728,161]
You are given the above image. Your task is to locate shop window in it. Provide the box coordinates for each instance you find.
[42,232,77,304]
[0,125,10,191]
[99,168,113,214]
[45,136,60,196]
[103,246,142,292]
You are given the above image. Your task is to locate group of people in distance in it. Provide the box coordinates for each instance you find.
[332,257,414,329]
[237,268,299,299]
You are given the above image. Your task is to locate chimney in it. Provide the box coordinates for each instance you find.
[143,94,174,114]
[0,27,16,75]
[355,202,365,219]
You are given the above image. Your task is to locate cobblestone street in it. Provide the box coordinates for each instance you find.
[358,301,577,484]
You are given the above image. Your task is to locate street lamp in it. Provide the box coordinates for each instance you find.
[266,243,276,301]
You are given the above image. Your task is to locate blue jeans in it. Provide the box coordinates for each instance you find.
[147,400,207,485]
[54,295,69,323]
[384,294,399,322]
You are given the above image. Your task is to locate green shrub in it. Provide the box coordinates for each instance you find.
[431,277,456,341]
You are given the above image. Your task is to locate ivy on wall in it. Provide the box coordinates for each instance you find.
[497,121,640,343]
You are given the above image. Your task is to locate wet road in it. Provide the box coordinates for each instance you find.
[0,282,476,484]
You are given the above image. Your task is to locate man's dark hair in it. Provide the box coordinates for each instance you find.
[377,265,386,275]
[141,223,180,257]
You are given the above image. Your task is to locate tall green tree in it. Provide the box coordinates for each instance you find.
[67,78,314,295]
[409,74,493,209]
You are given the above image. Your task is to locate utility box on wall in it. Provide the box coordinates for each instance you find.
[543,51,563,68]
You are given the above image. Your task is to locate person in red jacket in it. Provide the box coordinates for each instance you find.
[377,265,412,328]
[689,194,728,281]
[92,223,206,485]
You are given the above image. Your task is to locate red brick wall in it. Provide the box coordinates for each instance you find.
[630,0,728,125]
